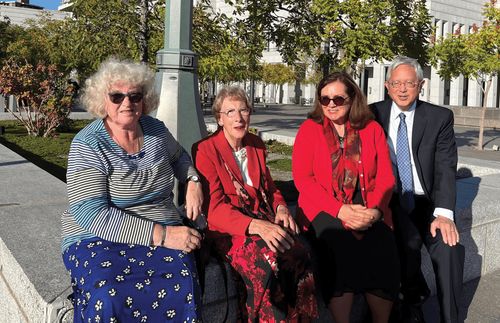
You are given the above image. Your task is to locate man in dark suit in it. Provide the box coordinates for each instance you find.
[371,56,465,323]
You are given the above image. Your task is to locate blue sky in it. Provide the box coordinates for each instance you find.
[29,0,61,10]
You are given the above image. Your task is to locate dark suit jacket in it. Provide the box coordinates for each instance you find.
[370,99,458,212]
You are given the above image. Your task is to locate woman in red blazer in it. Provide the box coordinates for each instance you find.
[292,72,399,323]
[193,86,317,322]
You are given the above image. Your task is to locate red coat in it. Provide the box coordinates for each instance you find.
[292,119,395,229]
[192,129,286,237]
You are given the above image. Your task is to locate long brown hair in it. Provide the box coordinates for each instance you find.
[308,71,373,129]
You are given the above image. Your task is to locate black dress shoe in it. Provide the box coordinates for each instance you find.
[402,303,426,323]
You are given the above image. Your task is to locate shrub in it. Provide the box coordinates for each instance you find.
[0,58,76,137]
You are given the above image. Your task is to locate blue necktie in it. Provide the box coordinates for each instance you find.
[397,113,415,212]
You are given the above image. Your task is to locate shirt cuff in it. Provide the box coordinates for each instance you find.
[433,207,454,221]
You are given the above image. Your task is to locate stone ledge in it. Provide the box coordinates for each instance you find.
[1,143,500,321]
[421,157,500,294]
[0,144,72,322]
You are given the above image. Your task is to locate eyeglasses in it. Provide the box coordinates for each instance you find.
[319,96,349,106]
[219,108,251,118]
[387,80,420,89]
[108,92,144,104]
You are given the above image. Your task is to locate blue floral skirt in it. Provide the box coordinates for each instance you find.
[63,238,202,323]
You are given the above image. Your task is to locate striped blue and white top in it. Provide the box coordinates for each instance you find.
[61,115,197,251]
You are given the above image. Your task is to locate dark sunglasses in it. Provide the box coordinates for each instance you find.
[319,95,349,106]
[108,92,144,104]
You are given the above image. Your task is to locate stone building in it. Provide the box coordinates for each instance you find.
[0,0,70,26]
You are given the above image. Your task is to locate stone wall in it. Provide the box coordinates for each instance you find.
[449,106,500,129]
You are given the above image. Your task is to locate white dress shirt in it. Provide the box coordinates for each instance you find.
[233,147,253,187]
[388,102,454,220]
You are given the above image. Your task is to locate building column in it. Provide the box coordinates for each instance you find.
[486,75,499,108]
[449,76,464,106]
[468,78,482,107]
[370,63,387,102]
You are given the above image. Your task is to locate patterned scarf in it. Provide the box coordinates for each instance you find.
[222,154,276,223]
[322,117,361,204]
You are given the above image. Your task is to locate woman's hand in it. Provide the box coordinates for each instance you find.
[185,180,203,221]
[360,207,382,225]
[248,219,295,253]
[275,204,300,235]
[338,204,374,230]
[164,225,203,253]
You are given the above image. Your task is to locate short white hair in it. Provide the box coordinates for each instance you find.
[386,56,424,81]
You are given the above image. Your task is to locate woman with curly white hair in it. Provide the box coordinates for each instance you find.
[61,58,204,322]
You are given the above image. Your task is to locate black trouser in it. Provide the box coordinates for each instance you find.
[391,194,465,323]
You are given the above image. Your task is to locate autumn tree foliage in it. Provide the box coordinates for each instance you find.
[0,59,76,137]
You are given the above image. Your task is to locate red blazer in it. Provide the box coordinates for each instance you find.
[192,129,286,237]
[292,119,395,229]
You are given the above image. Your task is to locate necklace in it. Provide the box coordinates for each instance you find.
[111,128,143,155]
[331,121,346,148]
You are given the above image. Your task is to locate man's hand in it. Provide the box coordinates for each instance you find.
[248,219,295,253]
[430,216,459,246]
[185,180,203,221]
[338,204,373,230]
[275,205,300,235]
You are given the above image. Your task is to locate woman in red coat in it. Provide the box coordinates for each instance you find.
[193,86,318,322]
[292,72,399,323]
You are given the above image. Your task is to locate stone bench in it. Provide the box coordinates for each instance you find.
[0,144,239,322]
[420,156,500,294]
[2,140,500,322]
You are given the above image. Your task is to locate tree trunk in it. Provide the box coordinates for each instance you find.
[138,0,149,63]
[477,77,492,150]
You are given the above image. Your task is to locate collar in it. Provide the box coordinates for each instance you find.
[390,100,416,122]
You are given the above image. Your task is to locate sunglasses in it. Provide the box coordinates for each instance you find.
[108,92,144,104]
[319,95,349,106]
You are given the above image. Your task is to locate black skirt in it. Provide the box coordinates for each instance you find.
[308,211,400,303]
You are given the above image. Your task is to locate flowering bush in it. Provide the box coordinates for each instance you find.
[0,59,76,137]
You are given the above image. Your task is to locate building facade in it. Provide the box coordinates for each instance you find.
[0,0,70,26]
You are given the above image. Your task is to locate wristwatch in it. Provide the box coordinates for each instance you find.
[187,175,200,183]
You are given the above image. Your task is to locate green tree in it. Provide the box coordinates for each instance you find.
[3,0,166,80]
[261,63,296,103]
[193,1,265,104]
[390,0,432,65]
[224,0,431,78]
[193,2,251,88]
[0,18,26,65]
[313,0,432,75]
[430,0,500,150]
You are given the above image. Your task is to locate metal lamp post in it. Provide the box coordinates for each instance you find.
[153,0,207,154]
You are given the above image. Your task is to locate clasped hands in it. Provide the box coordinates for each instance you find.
[338,204,381,231]
[247,205,300,254]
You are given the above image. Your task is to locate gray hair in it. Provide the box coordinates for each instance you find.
[80,58,159,118]
[212,86,251,121]
[386,56,424,81]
